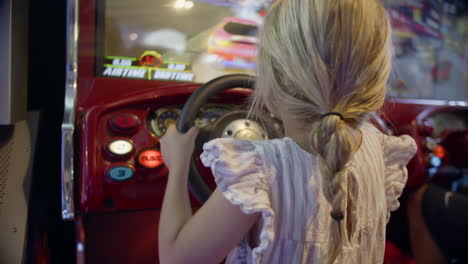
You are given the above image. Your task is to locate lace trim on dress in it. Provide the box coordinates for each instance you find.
[200,139,275,264]
[382,134,417,221]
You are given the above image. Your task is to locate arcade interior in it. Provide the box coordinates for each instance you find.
[0,0,467,263]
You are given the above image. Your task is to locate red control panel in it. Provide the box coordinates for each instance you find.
[77,88,252,214]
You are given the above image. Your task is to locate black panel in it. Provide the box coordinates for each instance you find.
[25,0,74,263]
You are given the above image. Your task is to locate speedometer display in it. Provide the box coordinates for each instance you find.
[195,105,235,127]
[149,104,238,138]
[149,108,181,137]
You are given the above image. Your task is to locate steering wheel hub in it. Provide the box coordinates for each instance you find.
[221,119,266,141]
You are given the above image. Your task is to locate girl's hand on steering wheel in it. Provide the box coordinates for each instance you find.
[160,124,200,173]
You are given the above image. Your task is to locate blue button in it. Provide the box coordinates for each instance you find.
[108,166,134,181]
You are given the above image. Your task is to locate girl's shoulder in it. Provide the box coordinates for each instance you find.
[360,122,417,157]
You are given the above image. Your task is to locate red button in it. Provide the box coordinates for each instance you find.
[110,114,140,133]
[433,145,446,159]
[137,149,163,169]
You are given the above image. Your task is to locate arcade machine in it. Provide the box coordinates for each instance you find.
[59,0,467,263]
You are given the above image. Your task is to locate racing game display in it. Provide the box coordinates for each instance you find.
[99,0,467,101]
[98,0,271,83]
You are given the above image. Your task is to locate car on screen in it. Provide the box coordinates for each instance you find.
[208,16,258,68]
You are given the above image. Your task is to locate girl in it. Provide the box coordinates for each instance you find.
[159,0,417,263]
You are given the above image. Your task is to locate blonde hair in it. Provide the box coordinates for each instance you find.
[250,0,392,262]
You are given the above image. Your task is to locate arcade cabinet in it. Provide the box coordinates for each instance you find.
[37,0,468,263]
[61,0,276,263]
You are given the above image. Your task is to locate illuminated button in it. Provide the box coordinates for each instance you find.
[110,114,140,133]
[433,145,446,159]
[108,140,134,156]
[107,165,134,181]
[430,155,442,167]
[138,149,163,169]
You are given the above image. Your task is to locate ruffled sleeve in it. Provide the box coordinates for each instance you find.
[200,138,274,263]
[383,134,417,221]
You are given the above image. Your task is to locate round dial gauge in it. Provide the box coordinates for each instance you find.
[195,105,235,127]
[150,108,181,137]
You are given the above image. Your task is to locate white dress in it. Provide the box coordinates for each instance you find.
[200,122,417,264]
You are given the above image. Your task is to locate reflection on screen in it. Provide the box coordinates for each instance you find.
[98,0,468,102]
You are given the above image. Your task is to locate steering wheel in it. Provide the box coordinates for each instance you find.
[177,74,283,203]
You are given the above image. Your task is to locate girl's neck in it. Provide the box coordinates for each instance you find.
[283,118,315,153]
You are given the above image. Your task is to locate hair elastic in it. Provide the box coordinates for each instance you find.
[330,211,344,221]
[321,112,344,120]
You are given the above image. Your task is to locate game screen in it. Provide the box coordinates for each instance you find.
[98,0,468,101]
[97,0,272,83]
